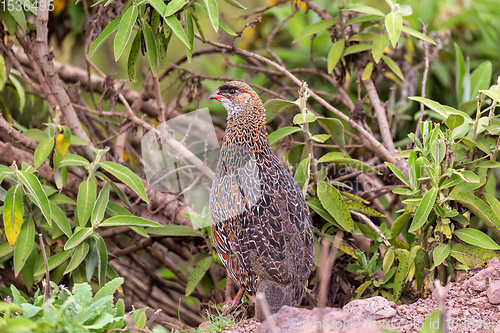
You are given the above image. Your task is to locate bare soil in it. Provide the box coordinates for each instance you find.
[217,257,500,333]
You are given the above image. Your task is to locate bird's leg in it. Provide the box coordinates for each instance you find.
[222,288,245,314]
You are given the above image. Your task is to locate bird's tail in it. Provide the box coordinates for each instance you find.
[255,280,303,321]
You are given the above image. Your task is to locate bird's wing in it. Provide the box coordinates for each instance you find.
[233,152,314,286]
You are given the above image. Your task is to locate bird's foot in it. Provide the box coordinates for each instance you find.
[222,288,245,315]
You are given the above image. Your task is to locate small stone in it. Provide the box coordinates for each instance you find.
[487,280,500,304]
[343,296,397,320]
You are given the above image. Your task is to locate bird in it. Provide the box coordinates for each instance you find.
[208,81,314,321]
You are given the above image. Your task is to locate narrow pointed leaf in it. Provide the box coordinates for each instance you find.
[99,216,161,227]
[409,188,438,232]
[382,55,404,81]
[114,5,138,61]
[100,161,148,203]
[91,182,111,226]
[59,153,90,168]
[317,182,354,232]
[454,229,500,250]
[293,19,335,43]
[385,12,402,47]
[204,0,219,32]
[127,30,141,81]
[64,242,89,274]
[432,243,450,266]
[327,40,345,73]
[50,202,72,237]
[372,34,388,63]
[318,152,380,174]
[223,0,246,9]
[34,137,54,169]
[401,26,436,45]
[13,218,35,276]
[317,118,345,149]
[164,0,186,16]
[18,171,51,225]
[64,228,93,250]
[186,256,212,296]
[77,180,97,227]
[268,127,301,145]
[4,185,24,246]
[450,192,500,237]
[264,99,298,122]
[164,15,190,49]
[34,250,72,276]
[142,20,158,75]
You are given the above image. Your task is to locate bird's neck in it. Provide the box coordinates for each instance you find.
[223,106,269,148]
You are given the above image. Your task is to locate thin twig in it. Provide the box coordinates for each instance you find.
[351,211,391,247]
[38,233,51,302]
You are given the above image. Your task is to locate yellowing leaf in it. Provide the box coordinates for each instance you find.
[4,185,24,246]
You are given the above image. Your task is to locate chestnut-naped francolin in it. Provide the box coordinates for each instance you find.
[208,81,314,321]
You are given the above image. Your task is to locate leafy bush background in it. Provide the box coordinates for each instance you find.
[1,0,500,330]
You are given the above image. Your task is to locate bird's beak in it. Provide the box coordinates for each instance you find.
[209,89,225,100]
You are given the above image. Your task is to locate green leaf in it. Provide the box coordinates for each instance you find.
[23,129,49,143]
[383,248,395,274]
[164,0,186,16]
[382,55,404,81]
[7,0,27,31]
[105,201,132,216]
[347,201,384,217]
[408,188,437,232]
[50,202,72,237]
[454,229,500,250]
[372,34,388,63]
[64,228,93,250]
[470,61,492,101]
[13,217,35,276]
[77,180,97,227]
[450,243,499,267]
[100,161,148,203]
[204,0,219,32]
[385,13,402,47]
[317,182,354,232]
[146,225,203,237]
[186,256,212,296]
[142,20,158,75]
[9,74,25,111]
[432,243,450,266]
[294,157,311,196]
[480,89,500,104]
[185,11,195,62]
[293,19,336,43]
[59,153,90,168]
[71,135,90,146]
[293,112,316,125]
[91,182,110,226]
[317,118,345,149]
[34,250,72,276]
[346,5,385,16]
[223,0,246,9]
[401,26,436,45]
[95,234,108,285]
[430,140,445,164]
[127,30,141,81]
[343,44,372,56]
[393,246,420,301]
[362,62,373,80]
[64,242,89,275]
[318,152,381,174]
[145,0,166,16]
[94,277,124,301]
[18,171,51,225]
[327,40,345,73]
[165,14,190,49]
[33,137,54,169]
[263,99,297,122]
[307,199,340,228]
[89,16,121,58]
[56,126,72,157]
[445,114,464,131]
[4,185,24,247]
[390,212,411,239]
[420,310,442,333]
[114,5,138,61]
[449,192,500,238]
[99,216,161,228]
[268,126,301,145]
[386,162,412,187]
[409,96,473,123]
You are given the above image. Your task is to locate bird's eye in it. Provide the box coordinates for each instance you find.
[229,89,236,94]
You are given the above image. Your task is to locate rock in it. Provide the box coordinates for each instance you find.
[342,296,397,320]
[487,280,500,304]
[258,306,386,333]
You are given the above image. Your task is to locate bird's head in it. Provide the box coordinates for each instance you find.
[209,81,263,117]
